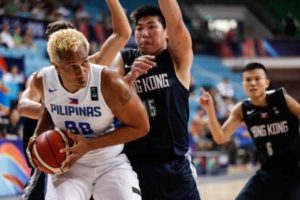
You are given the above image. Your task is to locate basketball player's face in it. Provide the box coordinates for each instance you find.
[135,16,167,55]
[242,68,270,98]
[55,44,90,93]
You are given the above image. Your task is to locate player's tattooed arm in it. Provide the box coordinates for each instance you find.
[64,68,149,167]
[119,87,132,105]
[85,68,149,150]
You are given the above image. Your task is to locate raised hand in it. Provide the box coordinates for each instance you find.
[199,88,214,111]
[125,55,156,85]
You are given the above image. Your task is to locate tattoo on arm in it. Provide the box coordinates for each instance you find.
[119,88,132,105]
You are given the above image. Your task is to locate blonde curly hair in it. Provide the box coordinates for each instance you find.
[47,29,89,64]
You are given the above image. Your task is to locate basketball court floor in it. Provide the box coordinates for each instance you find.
[0,165,255,200]
[198,165,255,200]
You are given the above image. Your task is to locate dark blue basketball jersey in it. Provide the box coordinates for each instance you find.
[242,88,300,171]
[121,48,190,160]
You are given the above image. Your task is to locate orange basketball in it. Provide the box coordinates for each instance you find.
[31,129,74,174]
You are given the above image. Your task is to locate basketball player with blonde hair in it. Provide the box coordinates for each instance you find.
[18,1,133,199]
[27,28,149,200]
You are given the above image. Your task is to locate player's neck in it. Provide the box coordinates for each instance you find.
[250,94,267,107]
[58,76,80,93]
[153,45,167,56]
[140,44,167,56]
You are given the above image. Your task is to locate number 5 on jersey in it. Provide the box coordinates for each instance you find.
[143,99,157,118]
[266,142,273,156]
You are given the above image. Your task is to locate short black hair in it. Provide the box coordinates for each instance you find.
[243,62,268,77]
[45,20,75,39]
[130,5,166,29]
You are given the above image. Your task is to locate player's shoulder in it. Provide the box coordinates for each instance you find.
[266,87,286,95]
[34,65,55,78]
[266,87,286,101]
[88,62,110,76]
[101,67,124,85]
[101,68,130,107]
[101,68,129,98]
[232,102,243,116]
[32,65,54,89]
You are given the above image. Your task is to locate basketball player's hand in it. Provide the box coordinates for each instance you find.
[26,136,38,168]
[199,88,214,111]
[60,131,90,169]
[130,55,156,77]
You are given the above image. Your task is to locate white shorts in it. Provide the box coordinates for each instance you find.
[45,153,141,200]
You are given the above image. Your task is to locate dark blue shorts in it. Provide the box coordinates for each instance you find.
[22,169,45,200]
[236,169,300,200]
[129,155,201,200]
[22,118,45,200]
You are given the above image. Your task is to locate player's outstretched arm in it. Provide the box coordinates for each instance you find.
[88,0,131,66]
[158,0,193,88]
[94,68,149,147]
[17,73,42,119]
[200,88,242,144]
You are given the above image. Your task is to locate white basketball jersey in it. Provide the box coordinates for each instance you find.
[42,64,123,164]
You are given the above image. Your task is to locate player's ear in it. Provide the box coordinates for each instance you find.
[265,78,270,89]
[165,31,168,40]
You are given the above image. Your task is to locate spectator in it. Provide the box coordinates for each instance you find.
[6,107,22,138]
[3,65,24,105]
[217,77,235,99]
[3,65,24,84]
[190,109,215,151]
[94,16,106,46]
[12,25,23,47]
[0,23,15,48]
[282,12,299,36]
[233,124,253,149]
[31,3,46,20]
[23,28,34,49]
[232,124,256,165]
